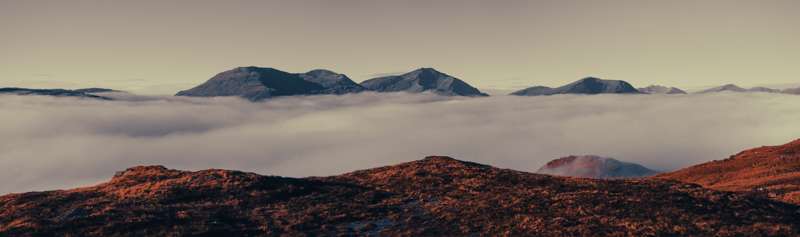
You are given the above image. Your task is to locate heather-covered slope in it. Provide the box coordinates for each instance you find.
[657,139,800,204]
[2,157,799,236]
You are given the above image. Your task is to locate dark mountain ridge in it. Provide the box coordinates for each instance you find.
[637,85,687,94]
[360,68,488,96]
[511,77,642,96]
[176,67,365,101]
[0,87,112,100]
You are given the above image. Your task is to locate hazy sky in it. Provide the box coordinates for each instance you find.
[2,0,799,94]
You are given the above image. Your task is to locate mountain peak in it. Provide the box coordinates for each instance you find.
[411,67,443,74]
[719,84,745,90]
[511,77,641,96]
[176,67,366,100]
[109,165,179,184]
[578,76,603,82]
[537,155,659,179]
[638,85,687,94]
[698,84,747,93]
[235,66,280,73]
[360,68,487,96]
[304,69,339,76]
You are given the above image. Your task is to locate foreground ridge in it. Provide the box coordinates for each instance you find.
[657,139,800,204]
[2,156,799,236]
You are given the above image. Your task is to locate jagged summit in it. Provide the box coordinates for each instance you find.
[360,68,488,96]
[511,77,641,96]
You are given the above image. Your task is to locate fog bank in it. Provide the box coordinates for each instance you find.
[1,92,799,194]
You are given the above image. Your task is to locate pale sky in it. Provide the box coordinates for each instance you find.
[2,0,799,94]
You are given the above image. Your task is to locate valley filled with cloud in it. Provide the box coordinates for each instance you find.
[1,92,799,194]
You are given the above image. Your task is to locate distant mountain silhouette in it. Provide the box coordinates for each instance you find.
[697,84,781,94]
[176,67,365,101]
[511,77,641,96]
[360,68,488,96]
[784,87,800,95]
[0,87,111,100]
[638,85,687,94]
[748,87,781,93]
[537,155,659,179]
[73,88,120,94]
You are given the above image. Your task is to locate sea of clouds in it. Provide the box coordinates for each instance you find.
[1,92,799,194]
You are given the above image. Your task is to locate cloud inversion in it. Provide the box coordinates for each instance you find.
[1,92,799,194]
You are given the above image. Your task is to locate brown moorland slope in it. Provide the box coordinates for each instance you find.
[2,156,799,236]
[657,139,800,204]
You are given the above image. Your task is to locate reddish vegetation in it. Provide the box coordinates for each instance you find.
[657,139,800,205]
[2,156,800,236]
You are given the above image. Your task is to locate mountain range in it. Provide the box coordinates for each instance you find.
[175,67,334,101]
[2,155,799,236]
[0,87,112,100]
[5,68,800,100]
[176,67,487,101]
[697,84,779,94]
[537,155,659,179]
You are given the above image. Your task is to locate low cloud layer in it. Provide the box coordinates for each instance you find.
[2,92,799,194]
